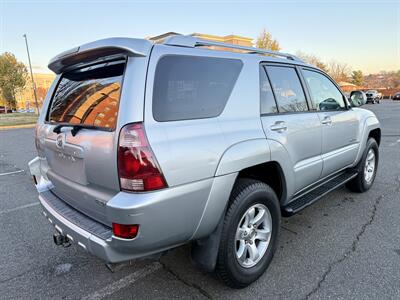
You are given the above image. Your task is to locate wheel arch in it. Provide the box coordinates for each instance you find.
[192,142,288,272]
[354,115,380,165]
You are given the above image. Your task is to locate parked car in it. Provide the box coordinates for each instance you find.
[0,106,13,114]
[29,36,381,288]
[365,90,381,104]
[349,90,367,106]
[392,92,400,100]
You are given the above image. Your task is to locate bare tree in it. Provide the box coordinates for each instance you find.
[327,61,351,82]
[296,51,328,72]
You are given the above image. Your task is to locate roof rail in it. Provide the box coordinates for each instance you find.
[163,35,302,62]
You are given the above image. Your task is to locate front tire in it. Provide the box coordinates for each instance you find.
[346,138,379,193]
[215,179,280,288]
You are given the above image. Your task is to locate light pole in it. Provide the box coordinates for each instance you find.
[23,34,40,114]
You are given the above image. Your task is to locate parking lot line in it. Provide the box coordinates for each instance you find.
[81,262,162,300]
[0,202,40,215]
[0,170,24,176]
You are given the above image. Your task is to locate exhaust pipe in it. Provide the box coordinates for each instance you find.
[53,232,70,247]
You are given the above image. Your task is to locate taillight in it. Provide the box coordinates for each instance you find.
[112,223,139,239]
[118,123,167,192]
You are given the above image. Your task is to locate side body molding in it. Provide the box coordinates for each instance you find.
[214,139,271,176]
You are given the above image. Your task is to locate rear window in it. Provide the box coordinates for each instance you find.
[153,55,243,122]
[47,60,125,130]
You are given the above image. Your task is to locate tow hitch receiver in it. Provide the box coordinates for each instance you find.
[53,232,71,247]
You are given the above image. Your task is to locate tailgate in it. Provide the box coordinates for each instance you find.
[35,39,152,225]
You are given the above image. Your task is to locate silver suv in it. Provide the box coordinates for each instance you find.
[29,36,380,288]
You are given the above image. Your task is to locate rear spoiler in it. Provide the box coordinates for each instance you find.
[48,38,153,74]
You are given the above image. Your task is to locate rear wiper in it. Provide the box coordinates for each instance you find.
[53,124,97,136]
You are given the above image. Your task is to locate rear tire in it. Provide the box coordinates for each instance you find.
[215,179,280,288]
[346,138,379,193]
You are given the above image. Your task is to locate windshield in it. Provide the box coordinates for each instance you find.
[47,60,125,130]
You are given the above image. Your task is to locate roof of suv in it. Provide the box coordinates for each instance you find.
[48,36,314,74]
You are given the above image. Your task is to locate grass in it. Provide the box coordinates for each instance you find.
[0,113,38,127]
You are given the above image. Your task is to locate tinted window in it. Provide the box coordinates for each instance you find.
[48,61,124,130]
[302,69,345,111]
[153,55,243,121]
[266,66,308,112]
[260,66,278,114]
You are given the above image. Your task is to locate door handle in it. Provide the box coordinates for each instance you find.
[270,121,287,132]
[321,116,332,125]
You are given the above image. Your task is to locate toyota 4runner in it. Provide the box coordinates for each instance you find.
[29,36,380,288]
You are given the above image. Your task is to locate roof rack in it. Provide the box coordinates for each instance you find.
[163,35,302,62]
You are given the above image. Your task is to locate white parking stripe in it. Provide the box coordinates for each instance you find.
[388,139,400,146]
[0,170,24,176]
[0,202,40,215]
[81,262,162,300]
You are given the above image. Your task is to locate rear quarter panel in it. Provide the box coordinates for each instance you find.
[144,45,266,187]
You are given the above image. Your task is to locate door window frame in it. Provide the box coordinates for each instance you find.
[260,62,313,116]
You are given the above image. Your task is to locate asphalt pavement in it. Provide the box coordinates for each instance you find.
[0,100,399,299]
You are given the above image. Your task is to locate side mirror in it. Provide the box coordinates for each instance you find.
[349,97,361,107]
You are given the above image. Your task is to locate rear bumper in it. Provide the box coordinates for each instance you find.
[29,156,236,263]
[39,191,122,262]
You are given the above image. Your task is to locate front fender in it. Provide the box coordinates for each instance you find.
[353,115,380,165]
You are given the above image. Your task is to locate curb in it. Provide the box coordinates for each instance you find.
[0,124,36,130]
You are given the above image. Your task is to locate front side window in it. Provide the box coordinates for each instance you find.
[302,69,346,111]
[153,55,243,121]
[260,66,278,114]
[266,66,308,112]
[48,60,124,130]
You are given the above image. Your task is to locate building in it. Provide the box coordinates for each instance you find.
[15,73,55,110]
[338,81,359,93]
[148,32,253,47]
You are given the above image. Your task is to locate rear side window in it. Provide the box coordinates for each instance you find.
[47,60,125,130]
[266,66,308,112]
[260,66,278,114]
[153,55,243,121]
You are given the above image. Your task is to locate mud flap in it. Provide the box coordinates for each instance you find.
[191,215,225,272]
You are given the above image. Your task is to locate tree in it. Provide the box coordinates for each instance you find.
[296,51,328,72]
[0,52,27,111]
[327,61,351,82]
[255,28,281,51]
[351,70,364,86]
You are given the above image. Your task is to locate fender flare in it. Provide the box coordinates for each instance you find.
[191,139,291,271]
[214,139,271,176]
[354,116,380,165]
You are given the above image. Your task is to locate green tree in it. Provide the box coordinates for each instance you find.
[351,70,364,86]
[255,28,281,51]
[0,52,27,111]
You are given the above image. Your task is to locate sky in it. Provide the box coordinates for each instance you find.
[0,0,399,75]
